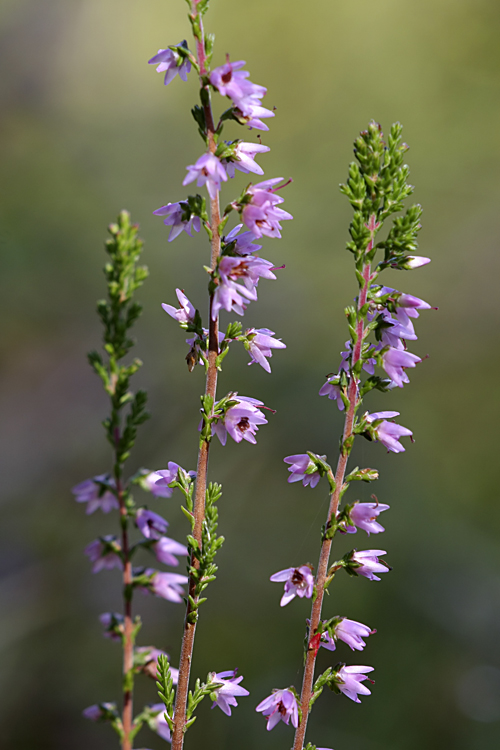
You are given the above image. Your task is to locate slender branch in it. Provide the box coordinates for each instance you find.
[114,430,134,750]
[292,234,376,750]
[171,7,221,749]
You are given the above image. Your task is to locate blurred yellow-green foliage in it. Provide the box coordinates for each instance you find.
[1,0,500,748]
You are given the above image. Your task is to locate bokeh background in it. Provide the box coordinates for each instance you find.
[1,0,500,748]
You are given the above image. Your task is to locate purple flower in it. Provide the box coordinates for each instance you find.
[99,612,124,641]
[153,536,188,566]
[349,550,390,581]
[224,224,262,255]
[381,346,421,387]
[148,45,191,85]
[402,255,431,269]
[136,509,169,540]
[378,309,417,349]
[335,665,374,703]
[270,565,314,606]
[161,289,196,324]
[209,669,250,716]
[283,454,321,488]
[85,537,122,573]
[183,153,228,200]
[242,179,293,238]
[235,100,275,131]
[146,569,188,603]
[256,688,299,731]
[140,471,174,499]
[245,328,286,372]
[72,475,119,514]
[153,202,201,242]
[149,703,172,741]
[213,395,268,446]
[343,501,390,535]
[224,142,270,177]
[366,411,412,453]
[82,704,103,721]
[320,617,375,652]
[319,375,345,411]
[212,256,277,319]
[212,276,257,319]
[397,292,431,316]
[209,58,266,105]
[153,462,196,495]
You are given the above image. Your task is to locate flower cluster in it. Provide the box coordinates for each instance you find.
[254,123,433,749]
[152,38,291,406]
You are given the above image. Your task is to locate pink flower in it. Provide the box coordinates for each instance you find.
[153,462,196,495]
[161,289,196,324]
[212,255,277,319]
[366,411,412,453]
[135,509,169,540]
[270,565,314,606]
[72,475,118,514]
[146,569,188,603]
[213,395,268,446]
[344,501,390,535]
[319,617,375,652]
[209,58,266,106]
[283,454,321,488]
[224,142,270,177]
[402,255,431,269]
[256,688,299,731]
[319,375,345,411]
[84,537,122,573]
[381,346,421,387]
[183,153,227,200]
[245,328,286,372]
[153,202,201,242]
[209,669,249,716]
[348,549,390,581]
[99,612,124,641]
[242,178,293,239]
[224,224,262,255]
[153,536,188,566]
[148,45,191,85]
[335,664,374,703]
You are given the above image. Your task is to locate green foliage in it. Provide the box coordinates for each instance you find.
[185,677,215,730]
[156,654,176,731]
[340,121,421,271]
[88,211,150,476]
[309,667,334,709]
[186,482,224,623]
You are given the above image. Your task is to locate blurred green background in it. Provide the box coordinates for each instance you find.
[1,0,500,748]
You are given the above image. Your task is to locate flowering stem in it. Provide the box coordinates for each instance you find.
[292,255,373,750]
[171,7,221,750]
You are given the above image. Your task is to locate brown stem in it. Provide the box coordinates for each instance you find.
[115,458,133,750]
[171,8,221,750]
[292,248,374,750]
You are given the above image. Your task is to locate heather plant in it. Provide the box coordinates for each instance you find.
[258,121,433,750]
[75,0,290,748]
[74,2,432,750]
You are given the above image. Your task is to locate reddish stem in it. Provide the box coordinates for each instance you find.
[114,457,133,750]
[292,238,375,750]
[171,8,221,750]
